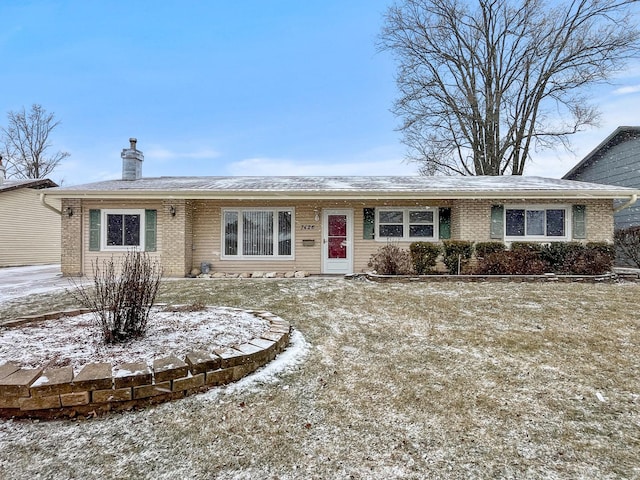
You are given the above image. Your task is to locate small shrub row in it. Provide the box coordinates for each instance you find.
[370,240,476,275]
[472,242,615,275]
[369,240,615,276]
[410,241,475,275]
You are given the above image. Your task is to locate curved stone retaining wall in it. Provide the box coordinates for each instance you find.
[0,309,291,419]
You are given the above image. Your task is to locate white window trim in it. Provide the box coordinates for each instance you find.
[221,207,295,260]
[504,204,571,241]
[375,207,439,242]
[101,209,146,251]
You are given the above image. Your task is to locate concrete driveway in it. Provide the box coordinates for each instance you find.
[0,264,73,302]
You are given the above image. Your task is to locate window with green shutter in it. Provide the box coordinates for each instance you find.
[96,209,153,251]
[89,209,101,251]
[572,205,586,239]
[145,209,157,251]
[490,205,504,239]
[363,208,375,239]
[439,207,451,239]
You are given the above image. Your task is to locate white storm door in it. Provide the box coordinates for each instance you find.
[322,209,353,274]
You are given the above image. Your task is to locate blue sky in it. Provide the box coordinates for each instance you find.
[1,0,639,186]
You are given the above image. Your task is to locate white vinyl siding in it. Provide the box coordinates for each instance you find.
[0,188,61,266]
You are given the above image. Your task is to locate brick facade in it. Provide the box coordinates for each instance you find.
[60,197,616,277]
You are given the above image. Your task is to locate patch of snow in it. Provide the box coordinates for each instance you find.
[31,375,49,387]
[0,264,75,302]
[205,329,309,398]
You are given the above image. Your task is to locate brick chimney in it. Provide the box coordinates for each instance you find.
[121,138,144,181]
[0,155,5,185]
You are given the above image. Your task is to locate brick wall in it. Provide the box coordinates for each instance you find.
[454,198,614,243]
[61,199,82,276]
[161,199,192,277]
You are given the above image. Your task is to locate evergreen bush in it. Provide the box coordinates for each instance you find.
[409,242,441,274]
[474,241,506,258]
[472,250,549,275]
[442,240,473,274]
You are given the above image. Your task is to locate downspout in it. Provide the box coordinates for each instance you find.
[614,194,638,213]
[40,192,62,215]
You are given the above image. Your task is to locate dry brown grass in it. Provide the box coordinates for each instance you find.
[1,278,639,479]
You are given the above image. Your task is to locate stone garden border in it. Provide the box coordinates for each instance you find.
[0,308,291,420]
[355,271,640,283]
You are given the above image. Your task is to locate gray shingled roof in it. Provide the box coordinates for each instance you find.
[45,175,639,199]
[0,178,58,194]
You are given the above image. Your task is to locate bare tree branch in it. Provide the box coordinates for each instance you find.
[0,104,69,179]
[380,0,640,175]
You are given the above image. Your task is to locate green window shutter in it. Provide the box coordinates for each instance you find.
[438,207,451,239]
[89,209,101,251]
[572,205,586,239]
[363,208,375,239]
[490,205,504,239]
[145,209,157,252]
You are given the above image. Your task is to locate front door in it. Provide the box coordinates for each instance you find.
[322,209,353,274]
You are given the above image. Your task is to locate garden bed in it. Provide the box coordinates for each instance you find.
[0,306,291,419]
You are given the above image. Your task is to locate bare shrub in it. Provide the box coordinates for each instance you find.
[368,244,414,275]
[614,226,640,268]
[73,251,163,344]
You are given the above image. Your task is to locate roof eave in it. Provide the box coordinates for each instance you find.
[42,189,640,201]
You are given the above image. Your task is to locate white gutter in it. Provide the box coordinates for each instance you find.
[614,194,638,213]
[40,192,62,215]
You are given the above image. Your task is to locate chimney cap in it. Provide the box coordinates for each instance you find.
[129,138,137,150]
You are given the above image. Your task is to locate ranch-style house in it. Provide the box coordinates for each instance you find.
[43,139,640,277]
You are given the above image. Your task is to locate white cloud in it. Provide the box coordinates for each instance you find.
[227,156,419,177]
[145,146,220,162]
[613,85,640,95]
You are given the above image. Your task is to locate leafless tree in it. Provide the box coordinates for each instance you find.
[0,104,69,179]
[380,0,640,175]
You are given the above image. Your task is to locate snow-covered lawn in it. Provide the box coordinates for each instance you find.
[1,277,639,479]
